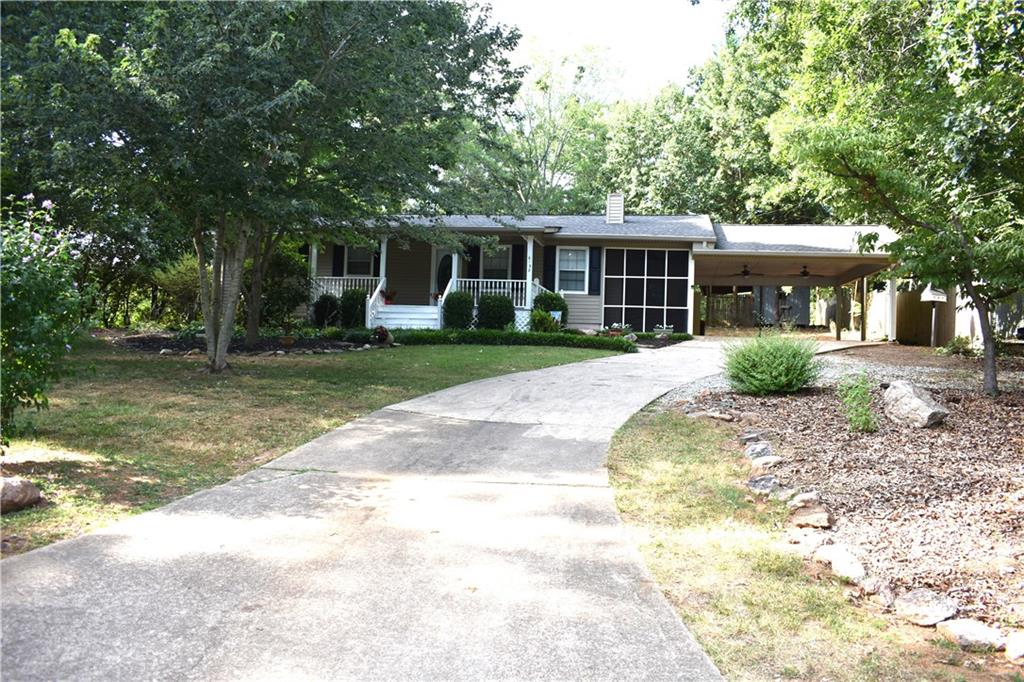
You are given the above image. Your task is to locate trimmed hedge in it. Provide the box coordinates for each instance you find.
[633,332,694,342]
[477,294,515,330]
[325,327,636,352]
[443,291,474,329]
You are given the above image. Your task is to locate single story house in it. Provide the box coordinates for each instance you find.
[307,193,904,336]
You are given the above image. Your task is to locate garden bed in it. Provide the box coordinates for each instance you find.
[681,386,1024,627]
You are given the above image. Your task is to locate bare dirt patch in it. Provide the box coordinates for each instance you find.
[688,385,1024,629]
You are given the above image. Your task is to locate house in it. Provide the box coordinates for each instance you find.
[307,193,901,335]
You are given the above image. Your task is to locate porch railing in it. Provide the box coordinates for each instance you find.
[314,276,381,300]
[365,277,387,328]
[455,278,530,308]
[532,278,553,298]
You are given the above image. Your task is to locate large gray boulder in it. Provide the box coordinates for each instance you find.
[882,381,949,428]
[936,619,1005,651]
[894,588,957,625]
[1,477,42,514]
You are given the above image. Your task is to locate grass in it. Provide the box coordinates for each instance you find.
[2,335,613,556]
[607,410,1003,681]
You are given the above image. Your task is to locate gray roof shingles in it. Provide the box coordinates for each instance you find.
[412,214,717,240]
[714,223,897,254]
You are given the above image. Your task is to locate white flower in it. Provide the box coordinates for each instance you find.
[41,199,54,210]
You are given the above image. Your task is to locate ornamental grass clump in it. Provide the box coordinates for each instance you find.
[723,336,821,395]
[836,371,879,433]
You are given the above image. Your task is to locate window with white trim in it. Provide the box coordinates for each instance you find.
[556,247,588,293]
[482,246,511,279]
[346,246,373,276]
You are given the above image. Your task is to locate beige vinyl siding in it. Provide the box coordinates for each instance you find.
[563,293,602,328]
[316,245,334,277]
[385,240,433,305]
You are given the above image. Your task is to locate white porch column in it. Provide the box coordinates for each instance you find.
[451,249,459,288]
[379,237,388,281]
[525,235,535,308]
[888,276,898,342]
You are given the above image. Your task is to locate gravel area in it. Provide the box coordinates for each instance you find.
[658,344,1024,628]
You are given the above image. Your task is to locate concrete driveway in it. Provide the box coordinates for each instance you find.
[2,342,724,681]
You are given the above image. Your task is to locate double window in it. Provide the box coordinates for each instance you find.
[346,246,373,276]
[556,247,588,294]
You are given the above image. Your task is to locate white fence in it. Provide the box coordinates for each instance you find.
[314,276,381,299]
[454,279,530,308]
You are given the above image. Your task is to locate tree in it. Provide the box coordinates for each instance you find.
[766,0,1024,395]
[1,197,82,442]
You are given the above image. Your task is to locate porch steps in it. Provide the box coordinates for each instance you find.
[372,304,440,330]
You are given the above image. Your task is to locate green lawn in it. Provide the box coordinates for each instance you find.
[607,410,1004,681]
[2,336,613,556]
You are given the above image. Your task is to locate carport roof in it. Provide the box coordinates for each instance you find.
[713,223,897,254]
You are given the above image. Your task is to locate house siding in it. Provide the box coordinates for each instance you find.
[563,293,603,328]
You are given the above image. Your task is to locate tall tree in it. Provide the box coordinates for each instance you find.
[766,0,1024,395]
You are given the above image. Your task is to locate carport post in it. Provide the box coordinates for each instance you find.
[888,276,898,342]
[860,277,868,341]
[834,285,843,341]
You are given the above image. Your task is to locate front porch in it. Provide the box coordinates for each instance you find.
[309,235,546,329]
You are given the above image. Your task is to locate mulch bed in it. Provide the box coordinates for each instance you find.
[113,332,371,355]
[684,386,1024,626]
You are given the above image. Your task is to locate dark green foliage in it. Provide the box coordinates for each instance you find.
[633,332,694,342]
[249,248,310,328]
[339,289,367,328]
[322,328,635,352]
[723,336,821,395]
[477,294,515,330]
[152,254,201,325]
[312,294,341,328]
[443,291,474,329]
[836,372,878,433]
[1,198,82,441]
[529,308,561,333]
[532,291,569,324]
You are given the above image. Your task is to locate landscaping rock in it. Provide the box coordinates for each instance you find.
[159,348,174,355]
[362,343,372,350]
[737,430,762,444]
[791,503,833,529]
[582,328,598,336]
[882,380,949,428]
[1006,631,1024,665]
[894,588,957,625]
[185,348,202,356]
[623,333,637,342]
[750,455,783,472]
[738,411,761,425]
[744,441,773,458]
[787,491,821,509]
[770,487,797,502]
[747,475,780,497]
[936,619,1005,651]
[858,575,886,596]
[813,543,866,582]
[870,583,897,609]
[1,477,42,514]
[705,411,734,422]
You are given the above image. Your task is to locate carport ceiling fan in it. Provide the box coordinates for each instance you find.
[727,264,765,278]
[784,264,827,279]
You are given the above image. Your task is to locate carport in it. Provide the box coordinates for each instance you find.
[692,224,898,340]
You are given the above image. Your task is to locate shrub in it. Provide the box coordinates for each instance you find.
[339,288,367,328]
[477,294,515,330]
[443,291,474,329]
[533,291,569,326]
[390,328,636,352]
[936,335,977,357]
[529,308,561,333]
[249,247,311,327]
[723,335,821,395]
[152,253,201,324]
[836,372,878,433]
[312,293,342,327]
[1,197,82,442]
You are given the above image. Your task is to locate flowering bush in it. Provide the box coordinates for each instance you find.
[1,196,82,441]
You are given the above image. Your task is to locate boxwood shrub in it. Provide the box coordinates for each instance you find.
[533,291,569,325]
[723,335,821,395]
[443,291,474,329]
[329,327,636,352]
[339,288,367,328]
[477,294,515,330]
[312,293,342,328]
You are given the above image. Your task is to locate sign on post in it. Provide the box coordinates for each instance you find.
[920,284,947,303]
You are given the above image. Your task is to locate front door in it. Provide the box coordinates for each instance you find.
[433,248,458,304]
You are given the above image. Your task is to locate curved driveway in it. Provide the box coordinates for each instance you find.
[2,342,724,680]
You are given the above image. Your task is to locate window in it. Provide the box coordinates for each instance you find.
[346,246,373,276]
[557,247,588,293]
[603,248,690,332]
[482,246,511,279]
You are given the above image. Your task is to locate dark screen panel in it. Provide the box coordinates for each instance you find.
[667,250,688,277]
[645,279,665,306]
[665,308,686,332]
[624,307,644,330]
[647,250,665,277]
[644,308,664,331]
[603,307,622,327]
[666,280,688,307]
[625,278,644,305]
[605,249,624,276]
[605,278,623,305]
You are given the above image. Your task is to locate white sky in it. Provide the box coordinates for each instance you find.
[487,0,736,101]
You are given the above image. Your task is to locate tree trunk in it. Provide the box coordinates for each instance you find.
[243,223,284,350]
[963,279,998,396]
[195,215,250,372]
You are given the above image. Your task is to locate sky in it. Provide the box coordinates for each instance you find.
[487,0,736,101]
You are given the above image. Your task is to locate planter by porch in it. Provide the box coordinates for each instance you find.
[280,335,296,348]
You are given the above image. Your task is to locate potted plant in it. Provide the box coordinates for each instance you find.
[383,289,397,305]
[605,322,631,337]
[280,319,296,349]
